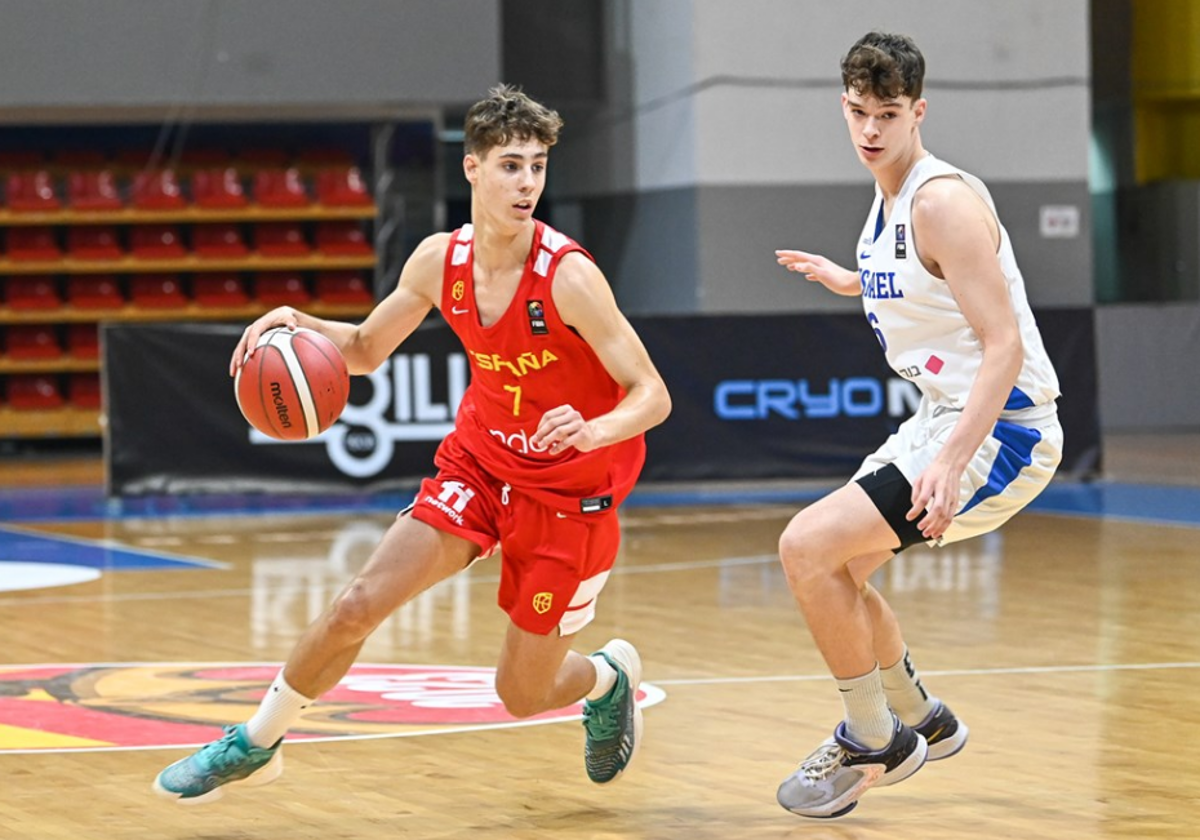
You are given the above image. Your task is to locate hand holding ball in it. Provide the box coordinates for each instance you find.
[234,327,349,440]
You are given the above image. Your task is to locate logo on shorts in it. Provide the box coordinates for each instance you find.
[532,592,553,614]
[424,480,475,526]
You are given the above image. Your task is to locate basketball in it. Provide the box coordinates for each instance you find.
[234,326,350,440]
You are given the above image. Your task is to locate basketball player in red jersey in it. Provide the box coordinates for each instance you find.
[154,85,671,804]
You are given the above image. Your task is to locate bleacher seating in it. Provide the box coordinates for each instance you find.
[255,272,311,306]
[130,274,187,308]
[5,276,62,310]
[193,223,249,257]
[193,273,250,307]
[130,224,186,258]
[67,226,123,260]
[315,271,373,304]
[316,166,372,207]
[66,324,99,359]
[67,170,123,211]
[5,325,62,359]
[253,168,310,207]
[130,169,186,210]
[255,222,309,256]
[67,372,102,409]
[6,170,60,212]
[192,167,248,209]
[7,227,61,260]
[66,275,123,309]
[7,374,64,410]
[315,221,372,255]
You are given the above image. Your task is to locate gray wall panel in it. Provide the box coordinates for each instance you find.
[584,180,1093,316]
[0,0,500,119]
[575,189,700,315]
[1096,304,1200,429]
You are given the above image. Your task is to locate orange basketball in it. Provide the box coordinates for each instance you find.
[234,326,349,440]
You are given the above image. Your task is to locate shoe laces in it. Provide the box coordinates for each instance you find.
[583,700,620,742]
[200,725,246,772]
[798,742,845,782]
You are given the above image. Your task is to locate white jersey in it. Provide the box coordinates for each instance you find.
[856,154,1059,420]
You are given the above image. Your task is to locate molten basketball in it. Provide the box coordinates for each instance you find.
[234,326,349,440]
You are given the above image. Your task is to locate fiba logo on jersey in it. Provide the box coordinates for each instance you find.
[248,352,469,479]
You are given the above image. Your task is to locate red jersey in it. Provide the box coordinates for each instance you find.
[438,220,645,513]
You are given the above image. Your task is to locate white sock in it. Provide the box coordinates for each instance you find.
[585,653,618,701]
[245,671,316,748]
[880,647,938,726]
[836,665,894,750]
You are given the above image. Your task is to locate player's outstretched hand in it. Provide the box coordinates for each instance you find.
[775,249,861,296]
[531,404,599,454]
[230,307,303,377]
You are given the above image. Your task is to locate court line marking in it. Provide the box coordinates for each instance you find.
[652,660,1200,686]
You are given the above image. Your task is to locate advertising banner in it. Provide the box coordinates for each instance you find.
[105,309,1100,495]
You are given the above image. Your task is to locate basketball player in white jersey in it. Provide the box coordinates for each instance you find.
[772,32,1062,819]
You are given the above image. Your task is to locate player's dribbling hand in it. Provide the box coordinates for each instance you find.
[531,404,598,454]
[230,307,302,377]
[775,249,860,296]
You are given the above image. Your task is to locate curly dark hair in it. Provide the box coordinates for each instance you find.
[463,84,564,156]
[841,32,925,101]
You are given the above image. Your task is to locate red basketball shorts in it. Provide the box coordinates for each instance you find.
[408,436,621,637]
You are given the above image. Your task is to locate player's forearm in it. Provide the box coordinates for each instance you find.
[587,380,672,448]
[830,267,864,296]
[939,337,1024,468]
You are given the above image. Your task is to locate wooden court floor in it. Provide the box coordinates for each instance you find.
[1,438,1199,839]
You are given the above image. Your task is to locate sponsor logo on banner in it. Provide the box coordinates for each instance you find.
[0,663,667,753]
[250,353,469,479]
[713,376,921,421]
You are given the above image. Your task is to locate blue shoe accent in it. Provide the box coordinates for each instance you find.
[152,724,282,804]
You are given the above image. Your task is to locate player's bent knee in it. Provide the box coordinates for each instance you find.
[323,582,384,642]
[493,678,548,719]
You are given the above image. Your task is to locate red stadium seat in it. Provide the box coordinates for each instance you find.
[315,271,373,304]
[255,222,309,256]
[66,323,100,359]
[6,227,61,260]
[5,170,60,212]
[67,373,102,409]
[5,276,62,310]
[316,166,372,207]
[67,226,123,260]
[5,325,62,359]
[68,170,123,211]
[7,374,64,410]
[253,168,310,207]
[130,274,187,308]
[254,272,311,306]
[192,167,248,209]
[66,275,124,309]
[193,273,250,307]
[315,221,372,256]
[130,224,186,258]
[193,223,248,257]
[130,169,186,210]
